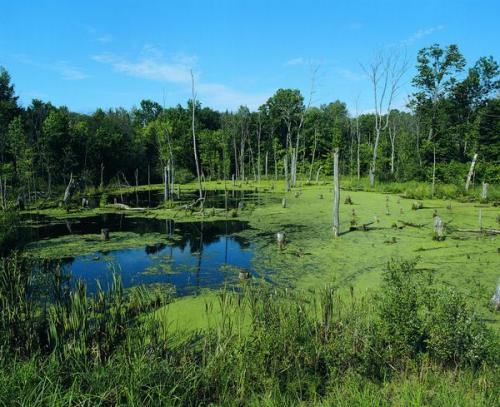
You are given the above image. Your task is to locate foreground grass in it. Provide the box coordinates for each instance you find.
[1,256,499,406]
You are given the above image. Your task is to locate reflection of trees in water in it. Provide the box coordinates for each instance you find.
[26,215,250,260]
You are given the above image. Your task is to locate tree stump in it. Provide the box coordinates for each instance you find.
[101,228,110,241]
[491,278,500,311]
[282,198,287,208]
[239,269,250,280]
[433,216,445,241]
[481,182,489,201]
[276,231,286,250]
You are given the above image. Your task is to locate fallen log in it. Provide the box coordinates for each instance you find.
[398,220,427,228]
[106,203,146,211]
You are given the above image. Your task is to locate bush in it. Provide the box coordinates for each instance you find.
[377,258,497,368]
[174,168,195,184]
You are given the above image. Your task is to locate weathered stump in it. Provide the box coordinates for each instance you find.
[239,269,251,280]
[433,216,445,241]
[491,278,500,311]
[481,182,489,201]
[276,231,286,250]
[101,228,110,241]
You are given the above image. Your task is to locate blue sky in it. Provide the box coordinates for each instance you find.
[1,0,499,114]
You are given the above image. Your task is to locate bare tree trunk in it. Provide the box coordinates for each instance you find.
[265,151,268,179]
[465,153,478,192]
[100,163,104,189]
[273,145,278,181]
[147,163,151,205]
[290,148,296,187]
[257,113,261,183]
[308,129,318,182]
[316,166,322,184]
[191,70,203,201]
[163,165,169,202]
[47,167,52,198]
[356,118,361,180]
[63,173,76,204]
[431,145,436,198]
[284,156,290,192]
[233,135,239,180]
[134,168,139,207]
[389,121,396,174]
[332,149,340,237]
[481,182,489,201]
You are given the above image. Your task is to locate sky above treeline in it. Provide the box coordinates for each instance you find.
[1,0,499,114]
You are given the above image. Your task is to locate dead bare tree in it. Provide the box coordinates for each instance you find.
[291,64,319,187]
[332,149,340,236]
[308,128,318,182]
[388,116,397,174]
[191,70,203,201]
[465,153,478,192]
[362,50,408,186]
[354,95,361,180]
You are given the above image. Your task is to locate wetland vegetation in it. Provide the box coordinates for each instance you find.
[1,26,499,407]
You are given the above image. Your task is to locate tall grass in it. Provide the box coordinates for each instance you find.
[0,254,498,405]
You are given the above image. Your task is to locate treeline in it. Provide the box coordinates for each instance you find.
[0,44,498,203]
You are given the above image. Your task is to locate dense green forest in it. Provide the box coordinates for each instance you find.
[1,43,498,206]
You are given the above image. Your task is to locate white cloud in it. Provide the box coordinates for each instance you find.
[13,54,88,81]
[56,62,88,80]
[285,57,306,66]
[402,25,444,45]
[93,48,193,84]
[198,83,270,111]
[93,46,269,110]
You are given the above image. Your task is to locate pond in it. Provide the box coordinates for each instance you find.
[23,214,264,296]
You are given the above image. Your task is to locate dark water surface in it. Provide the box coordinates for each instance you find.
[23,214,261,296]
[106,188,279,208]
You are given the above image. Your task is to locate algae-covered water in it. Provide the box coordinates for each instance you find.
[23,214,259,295]
[20,181,499,329]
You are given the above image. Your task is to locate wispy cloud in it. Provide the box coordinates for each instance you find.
[284,57,306,66]
[55,62,88,80]
[83,24,113,44]
[97,34,113,44]
[93,45,269,110]
[14,54,88,81]
[402,25,444,45]
[93,46,194,84]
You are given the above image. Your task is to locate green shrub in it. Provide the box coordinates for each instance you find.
[377,258,497,368]
[175,168,195,184]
